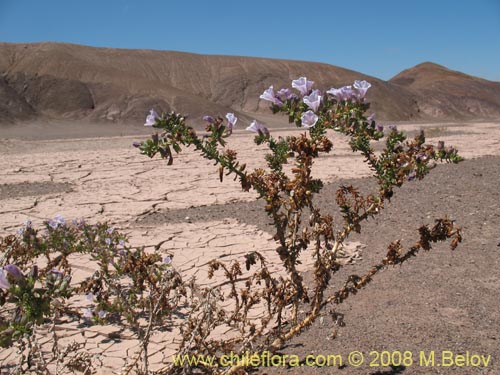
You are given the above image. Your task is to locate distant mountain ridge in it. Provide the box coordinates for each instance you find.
[1,42,499,125]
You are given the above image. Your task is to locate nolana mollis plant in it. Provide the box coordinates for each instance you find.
[135,77,463,374]
[0,218,183,374]
[0,77,463,375]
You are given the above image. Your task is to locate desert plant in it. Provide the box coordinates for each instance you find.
[0,218,185,374]
[135,77,462,374]
[0,77,463,375]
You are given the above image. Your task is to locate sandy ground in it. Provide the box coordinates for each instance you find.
[0,120,499,373]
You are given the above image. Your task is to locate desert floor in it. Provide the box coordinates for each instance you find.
[0,119,499,374]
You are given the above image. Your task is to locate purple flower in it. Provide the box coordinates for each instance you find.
[50,269,64,279]
[416,153,428,162]
[259,86,283,106]
[119,239,126,247]
[144,109,160,127]
[327,85,357,101]
[342,86,357,100]
[106,227,114,234]
[376,123,384,132]
[388,124,398,132]
[303,89,322,112]
[18,221,31,235]
[408,171,417,181]
[54,215,66,226]
[301,110,319,128]
[276,88,296,101]
[105,238,112,246]
[292,77,314,96]
[72,218,85,228]
[246,120,269,135]
[0,269,10,290]
[132,141,142,148]
[82,308,93,318]
[225,113,238,133]
[353,80,372,98]
[86,293,94,301]
[203,115,215,123]
[326,87,342,99]
[97,310,108,319]
[163,256,172,265]
[4,265,24,282]
[367,113,376,122]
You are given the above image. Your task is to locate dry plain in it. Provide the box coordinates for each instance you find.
[0,119,499,374]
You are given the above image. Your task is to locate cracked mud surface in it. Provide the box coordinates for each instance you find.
[0,121,499,374]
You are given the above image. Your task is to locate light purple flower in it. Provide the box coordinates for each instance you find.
[105,238,112,246]
[327,85,358,101]
[353,80,372,98]
[50,269,64,279]
[408,171,417,181]
[341,86,357,100]
[225,113,238,133]
[303,89,322,112]
[259,86,283,106]
[246,120,269,135]
[4,264,24,282]
[144,109,160,127]
[107,227,114,234]
[301,110,319,128]
[97,310,108,319]
[54,215,66,226]
[276,88,297,101]
[0,269,10,290]
[388,124,398,132]
[82,308,93,318]
[376,123,384,132]
[119,239,126,247]
[326,87,342,99]
[203,115,215,123]
[17,221,30,235]
[367,113,375,122]
[416,153,428,162]
[163,256,172,265]
[132,141,142,148]
[48,220,58,229]
[86,293,94,301]
[292,77,314,96]
[72,218,85,228]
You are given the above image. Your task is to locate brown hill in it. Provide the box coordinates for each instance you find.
[0,42,499,126]
[390,62,500,119]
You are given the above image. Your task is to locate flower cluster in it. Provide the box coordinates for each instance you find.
[134,75,463,375]
[0,69,465,374]
[258,76,372,129]
[141,76,373,139]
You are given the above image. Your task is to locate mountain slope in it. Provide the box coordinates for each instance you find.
[0,42,499,125]
[390,62,500,119]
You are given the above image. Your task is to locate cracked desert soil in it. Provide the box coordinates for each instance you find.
[0,120,499,374]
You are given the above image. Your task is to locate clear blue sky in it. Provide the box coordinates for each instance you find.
[1,0,499,81]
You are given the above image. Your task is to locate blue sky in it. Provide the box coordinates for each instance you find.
[0,0,499,81]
